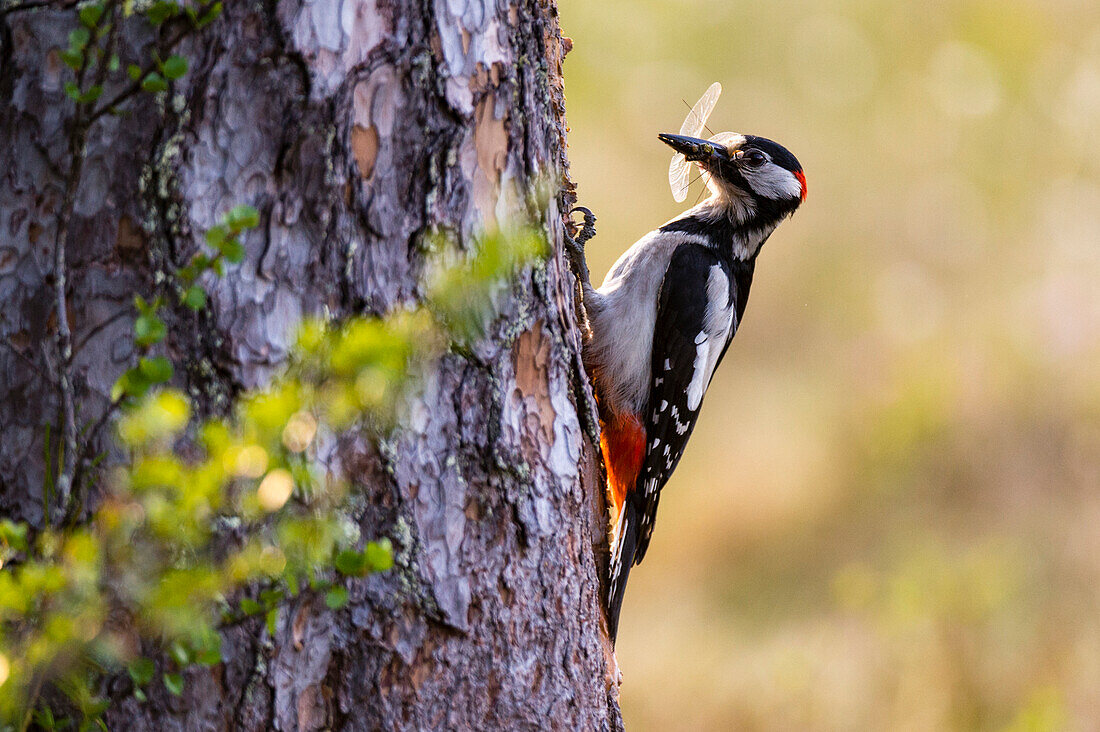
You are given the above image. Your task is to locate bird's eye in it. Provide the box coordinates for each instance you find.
[744,150,767,168]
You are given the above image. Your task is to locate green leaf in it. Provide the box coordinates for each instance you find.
[141,72,168,93]
[196,645,221,666]
[133,688,147,702]
[325,586,348,610]
[69,28,91,50]
[265,607,278,635]
[183,285,206,311]
[112,367,150,401]
[204,225,227,247]
[0,519,29,552]
[33,707,56,729]
[134,313,166,347]
[334,549,367,577]
[127,657,155,687]
[365,539,394,572]
[169,640,190,666]
[197,1,222,27]
[146,0,179,25]
[79,4,104,28]
[259,588,284,605]
[239,598,262,616]
[162,54,188,80]
[227,204,260,230]
[192,628,222,666]
[64,82,81,101]
[61,49,83,70]
[78,85,103,104]
[108,54,120,72]
[85,697,111,722]
[163,672,184,697]
[127,63,143,81]
[189,253,211,273]
[220,238,245,264]
[138,356,173,383]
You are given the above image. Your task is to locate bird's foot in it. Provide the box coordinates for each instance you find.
[570,206,597,246]
[564,205,597,287]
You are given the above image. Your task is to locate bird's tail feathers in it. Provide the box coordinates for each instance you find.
[606,502,641,644]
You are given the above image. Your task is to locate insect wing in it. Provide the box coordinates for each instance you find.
[668,153,690,203]
[680,81,721,137]
[669,82,721,202]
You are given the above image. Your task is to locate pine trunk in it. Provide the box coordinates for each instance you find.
[0,0,621,728]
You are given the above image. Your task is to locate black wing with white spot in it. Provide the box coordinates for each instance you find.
[631,244,742,565]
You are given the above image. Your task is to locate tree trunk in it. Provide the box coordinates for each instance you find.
[0,0,621,728]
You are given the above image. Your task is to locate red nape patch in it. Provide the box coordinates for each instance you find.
[600,413,645,516]
[794,170,807,203]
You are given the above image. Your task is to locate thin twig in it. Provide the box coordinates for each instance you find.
[52,0,219,518]
[0,338,43,373]
[87,0,121,99]
[72,308,130,354]
[88,5,213,124]
[18,669,45,732]
[53,0,121,516]
[0,0,77,18]
[67,395,123,525]
[52,28,97,521]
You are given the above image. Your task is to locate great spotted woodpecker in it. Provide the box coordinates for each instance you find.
[567,131,806,642]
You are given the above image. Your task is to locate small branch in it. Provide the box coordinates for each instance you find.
[51,146,84,520]
[0,337,44,374]
[18,668,45,732]
[51,45,95,522]
[48,0,220,521]
[66,395,123,525]
[87,5,213,124]
[72,308,130,355]
[52,0,121,516]
[0,0,77,18]
[88,0,121,97]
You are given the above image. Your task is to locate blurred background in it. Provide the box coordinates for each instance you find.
[558,0,1100,728]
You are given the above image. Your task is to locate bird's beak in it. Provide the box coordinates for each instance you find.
[658,133,729,163]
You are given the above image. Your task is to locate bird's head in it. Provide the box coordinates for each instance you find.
[659,132,806,221]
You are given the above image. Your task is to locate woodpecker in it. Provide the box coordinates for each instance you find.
[567,131,806,642]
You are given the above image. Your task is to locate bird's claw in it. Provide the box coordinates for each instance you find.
[564,205,597,286]
[569,206,597,247]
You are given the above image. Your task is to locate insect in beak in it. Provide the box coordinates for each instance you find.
[657,134,729,164]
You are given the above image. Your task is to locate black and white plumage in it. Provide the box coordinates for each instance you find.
[568,129,806,644]
[633,247,753,559]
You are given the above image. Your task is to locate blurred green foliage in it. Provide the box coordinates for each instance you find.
[0,221,546,728]
[561,0,1100,728]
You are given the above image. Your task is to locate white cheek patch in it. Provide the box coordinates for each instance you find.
[745,165,804,200]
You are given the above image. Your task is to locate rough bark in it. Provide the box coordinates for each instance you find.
[0,0,621,728]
